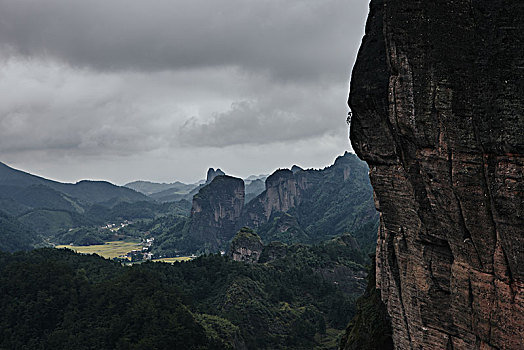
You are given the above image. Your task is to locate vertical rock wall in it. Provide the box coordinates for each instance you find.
[349,0,523,349]
[189,175,245,250]
[242,168,311,227]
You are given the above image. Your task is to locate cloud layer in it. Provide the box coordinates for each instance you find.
[0,0,368,183]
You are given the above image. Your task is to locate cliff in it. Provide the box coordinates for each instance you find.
[260,169,306,220]
[243,152,379,248]
[349,0,523,349]
[188,175,245,251]
[228,227,264,263]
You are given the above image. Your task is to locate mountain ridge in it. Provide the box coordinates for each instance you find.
[152,152,378,256]
[0,161,148,204]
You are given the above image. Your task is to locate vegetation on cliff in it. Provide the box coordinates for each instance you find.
[244,153,379,253]
[229,227,264,263]
[339,255,393,350]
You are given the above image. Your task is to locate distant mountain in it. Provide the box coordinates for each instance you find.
[244,174,268,183]
[245,178,265,203]
[1,154,377,256]
[0,162,156,248]
[151,152,378,256]
[0,211,38,252]
[153,175,245,255]
[124,180,196,196]
[0,184,85,214]
[290,165,303,173]
[148,184,201,203]
[242,152,379,251]
[124,168,228,203]
[188,175,245,251]
[0,162,148,205]
[125,169,267,204]
[205,168,225,184]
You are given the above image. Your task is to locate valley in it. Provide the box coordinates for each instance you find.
[0,151,379,349]
[1,0,520,348]
[1,152,378,263]
[0,230,369,349]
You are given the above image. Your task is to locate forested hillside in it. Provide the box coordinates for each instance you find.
[244,153,378,251]
[0,234,368,349]
[0,161,172,250]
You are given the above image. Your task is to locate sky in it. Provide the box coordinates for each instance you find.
[0,0,369,185]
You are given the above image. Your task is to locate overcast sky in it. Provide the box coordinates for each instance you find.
[0,0,369,185]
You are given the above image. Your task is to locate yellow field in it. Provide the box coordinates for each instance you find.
[152,257,193,263]
[56,241,142,259]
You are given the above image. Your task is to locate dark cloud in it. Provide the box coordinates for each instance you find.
[0,0,368,183]
[0,0,366,81]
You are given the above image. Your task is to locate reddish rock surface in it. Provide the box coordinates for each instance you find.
[349,0,523,348]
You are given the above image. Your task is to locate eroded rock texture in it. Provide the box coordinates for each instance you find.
[349,0,523,349]
[189,175,244,250]
[242,152,378,248]
[229,227,264,263]
[243,169,310,225]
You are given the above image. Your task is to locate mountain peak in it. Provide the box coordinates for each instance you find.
[290,165,303,173]
[206,168,225,184]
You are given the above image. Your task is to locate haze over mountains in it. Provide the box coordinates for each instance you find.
[1,0,520,348]
[124,168,268,203]
[0,159,267,216]
[0,151,379,349]
[0,161,148,211]
[141,152,378,257]
[0,152,377,257]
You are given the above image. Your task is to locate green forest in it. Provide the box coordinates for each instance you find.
[0,235,370,349]
[0,154,392,349]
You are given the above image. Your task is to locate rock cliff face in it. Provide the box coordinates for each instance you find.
[242,153,378,247]
[349,1,523,349]
[188,175,245,251]
[262,169,309,220]
[228,227,264,263]
[242,168,310,227]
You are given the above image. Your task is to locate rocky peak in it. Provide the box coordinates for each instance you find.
[206,168,225,184]
[332,152,356,181]
[348,1,523,349]
[228,227,264,263]
[263,169,302,219]
[241,153,377,248]
[188,175,245,251]
[290,165,303,174]
[265,169,294,188]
